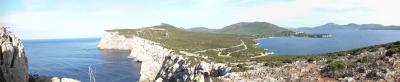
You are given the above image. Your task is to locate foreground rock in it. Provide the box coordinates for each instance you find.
[0,27,29,82]
[225,42,400,82]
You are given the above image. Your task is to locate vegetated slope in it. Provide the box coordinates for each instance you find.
[186,22,292,36]
[106,23,266,63]
[229,41,400,81]
[186,27,218,33]
[219,22,291,35]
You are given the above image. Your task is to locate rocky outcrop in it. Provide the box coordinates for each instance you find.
[0,27,29,82]
[128,36,171,81]
[98,31,230,82]
[225,44,400,82]
[128,36,230,82]
[97,32,134,50]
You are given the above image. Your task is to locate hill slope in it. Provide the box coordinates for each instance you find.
[106,23,267,63]
[186,22,292,36]
[219,22,291,35]
[186,27,218,33]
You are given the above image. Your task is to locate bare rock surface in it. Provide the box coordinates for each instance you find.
[97,32,134,50]
[0,27,29,82]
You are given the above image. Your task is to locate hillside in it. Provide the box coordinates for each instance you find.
[106,23,267,63]
[301,23,400,30]
[186,27,218,33]
[186,22,292,36]
[219,22,291,35]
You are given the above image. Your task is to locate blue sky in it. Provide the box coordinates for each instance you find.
[1,0,400,39]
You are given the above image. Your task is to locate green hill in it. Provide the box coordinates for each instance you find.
[186,27,218,33]
[219,22,291,35]
[106,23,266,63]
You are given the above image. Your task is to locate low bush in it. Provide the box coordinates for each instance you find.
[327,61,350,70]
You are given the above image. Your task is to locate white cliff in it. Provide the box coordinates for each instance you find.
[98,31,230,82]
[97,32,134,50]
[128,36,172,81]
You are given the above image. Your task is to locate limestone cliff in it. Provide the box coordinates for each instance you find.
[98,31,230,82]
[0,27,29,82]
[97,32,134,50]
[128,36,171,81]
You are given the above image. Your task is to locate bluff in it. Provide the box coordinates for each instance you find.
[0,27,29,82]
[98,24,234,82]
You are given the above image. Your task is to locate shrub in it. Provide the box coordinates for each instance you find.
[264,62,284,67]
[327,61,350,70]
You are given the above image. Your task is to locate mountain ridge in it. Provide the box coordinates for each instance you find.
[300,23,400,30]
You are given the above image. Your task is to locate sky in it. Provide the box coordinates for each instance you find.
[1,0,400,39]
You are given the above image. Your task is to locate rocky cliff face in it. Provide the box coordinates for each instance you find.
[97,32,134,50]
[128,36,171,81]
[98,31,230,82]
[127,35,230,82]
[0,27,29,82]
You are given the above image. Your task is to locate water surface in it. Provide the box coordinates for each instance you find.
[24,38,139,82]
[257,30,400,55]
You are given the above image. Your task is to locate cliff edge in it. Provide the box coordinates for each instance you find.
[97,32,134,50]
[0,27,29,82]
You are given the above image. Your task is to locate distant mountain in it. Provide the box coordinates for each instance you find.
[186,27,218,33]
[219,22,291,35]
[186,22,292,35]
[301,23,400,30]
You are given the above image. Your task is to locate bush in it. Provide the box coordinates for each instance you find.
[327,61,350,70]
[264,62,284,67]
[231,64,250,72]
[29,73,52,82]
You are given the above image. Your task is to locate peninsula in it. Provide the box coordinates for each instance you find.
[98,23,400,82]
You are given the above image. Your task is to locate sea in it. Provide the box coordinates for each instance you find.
[23,38,139,82]
[257,30,400,55]
[23,30,400,82]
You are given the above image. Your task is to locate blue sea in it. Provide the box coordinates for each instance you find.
[257,30,400,55]
[23,38,139,82]
[22,30,400,82]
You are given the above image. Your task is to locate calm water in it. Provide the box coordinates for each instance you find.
[257,30,400,55]
[23,38,139,82]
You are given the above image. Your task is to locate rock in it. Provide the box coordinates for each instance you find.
[61,78,81,82]
[51,77,60,82]
[50,77,80,82]
[128,36,171,82]
[211,63,230,76]
[97,32,135,50]
[0,27,29,82]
